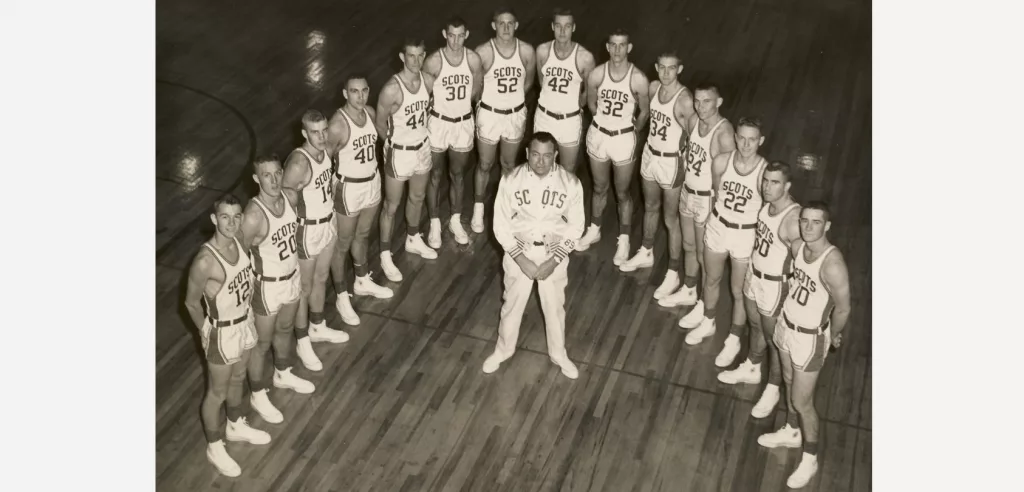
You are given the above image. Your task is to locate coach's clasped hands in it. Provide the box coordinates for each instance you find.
[514,255,558,281]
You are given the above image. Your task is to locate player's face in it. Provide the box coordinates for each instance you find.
[492,13,518,41]
[444,26,467,50]
[303,120,329,151]
[735,125,764,158]
[211,203,244,238]
[552,16,574,43]
[606,35,631,62]
[799,209,831,242]
[253,160,284,196]
[343,78,370,109]
[655,57,682,85]
[693,89,721,121]
[760,170,790,203]
[527,140,558,176]
[400,46,426,73]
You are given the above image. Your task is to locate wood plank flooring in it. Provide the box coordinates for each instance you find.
[155,0,871,490]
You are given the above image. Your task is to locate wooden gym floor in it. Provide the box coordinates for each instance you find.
[155,0,871,490]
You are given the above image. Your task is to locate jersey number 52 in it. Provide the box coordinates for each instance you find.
[497,78,519,94]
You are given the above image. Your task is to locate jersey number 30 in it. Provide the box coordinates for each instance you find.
[446,85,467,101]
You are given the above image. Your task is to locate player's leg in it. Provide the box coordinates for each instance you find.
[202,357,240,476]
[620,176,660,273]
[758,324,803,450]
[427,147,448,249]
[718,270,766,386]
[498,109,526,175]
[271,296,315,394]
[472,109,500,233]
[445,146,471,244]
[557,117,582,173]
[581,153,610,252]
[404,158,437,259]
[379,174,406,282]
[680,219,726,344]
[609,135,637,265]
[247,310,284,424]
[663,190,701,308]
[482,253,536,374]
[714,255,750,367]
[537,259,577,379]
[223,348,270,446]
[788,363,824,487]
[293,249,321,371]
[351,198,392,299]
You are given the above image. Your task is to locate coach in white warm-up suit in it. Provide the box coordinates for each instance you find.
[483,132,585,380]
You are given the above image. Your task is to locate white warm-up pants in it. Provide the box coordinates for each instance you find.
[494,244,570,361]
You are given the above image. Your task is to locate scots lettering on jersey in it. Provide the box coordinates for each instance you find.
[687,141,708,166]
[544,66,574,81]
[599,88,630,104]
[352,133,376,151]
[514,188,567,209]
[651,109,672,127]
[270,222,298,246]
[442,74,471,88]
[755,220,775,246]
[790,267,818,293]
[226,265,253,302]
[313,168,333,190]
[721,180,754,200]
[403,100,429,116]
[493,66,523,79]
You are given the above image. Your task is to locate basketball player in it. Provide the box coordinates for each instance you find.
[483,132,583,380]
[184,195,271,477]
[657,83,735,308]
[240,155,316,417]
[424,16,483,249]
[620,52,694,304]
[757,201,850,489]
[470,7,536,234]
[325,75,394,325]
[716,161,801,420]
[577,29,650,264]
[282,110,351,373]
[532,8,597,172]
[375,38,439,282]
[678,118,766,359]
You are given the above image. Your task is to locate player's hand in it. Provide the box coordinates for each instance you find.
[534,258,559,280]
[514,255,540,279]
[831,332,843,349]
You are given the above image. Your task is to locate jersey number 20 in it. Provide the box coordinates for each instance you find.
[277,236,297,261]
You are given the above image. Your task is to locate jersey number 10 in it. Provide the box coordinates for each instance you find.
[790,285,810,306]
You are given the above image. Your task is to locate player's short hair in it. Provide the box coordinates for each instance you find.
[493,7,517,22]
[694,82,722,98]
[552,8,574,22]
[213,193,242,213]
[301,109,326,129]
[252,154,281,173]
[656,52,681,65]
[736,116,763,134]
[802,200,832,223]
[764,160,793,183]
[530,131,558,149]
[344,73,368,90]
[608,28,630,43]
[445,16,467,32]
[401,38,426,53]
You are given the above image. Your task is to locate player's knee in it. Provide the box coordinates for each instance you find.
[383,199,400,217]
[313,267,330,285]
[206,384,228,403]
[644,195,661,212]
[730,281,744,298]
[614,187,630,203]
[408,188,426,204]
[793,396,816,417]
[664,211,680,228]
[254,338,272,354]
[592,180,610,196]
[429,166,443,185]
[299,279,313,298]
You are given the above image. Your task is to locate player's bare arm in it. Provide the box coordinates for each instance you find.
[282,151,312,194]
[421,71,437,97]
[422,51,443,78]
[535,41,551,72]
[712,120,737,157]
[184,251,215,330]
[325,111,351,160]
[375,79,402,138]
[709,152,731,203]
[467,50,485,102]
[282,189,300,214]
[474,41,494,72]
[240,203,268,252]
[674,88,696,134]
[779,206,803,246]
[520,41,537,94]
[586,65,604,115]
[631,69,651,132]
[822,251,852,346]
[576,47,597,109]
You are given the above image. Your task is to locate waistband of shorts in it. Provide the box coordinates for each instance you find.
[591,121,634,136]
[752,264,789,282]
[298,211,333,225]
[647,144,680,157]
[538,105,582,120]
[684,184,712,197]
[336,169,377,183]
[208,310,249,328]
[782,313,827,335]
[712,207,757,230]
[479,101,525,114]
[256,269,297,282]
[429,109,473,123]
[387,137,427,151]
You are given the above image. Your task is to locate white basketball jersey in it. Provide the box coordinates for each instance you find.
[389,73,429,145]
[202,238,254,321]
[752,202,800,276]
[482,39,525,108]
[336,109,378,179]
[250,194,298,277]
[685,118,727,191]
[432,48,473,117]
[715,151,765,225]
[783,244,838,329]
[538,42,583,114]
[593,63,637,129]
[648,84,685,153]
[293,147,334,220]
